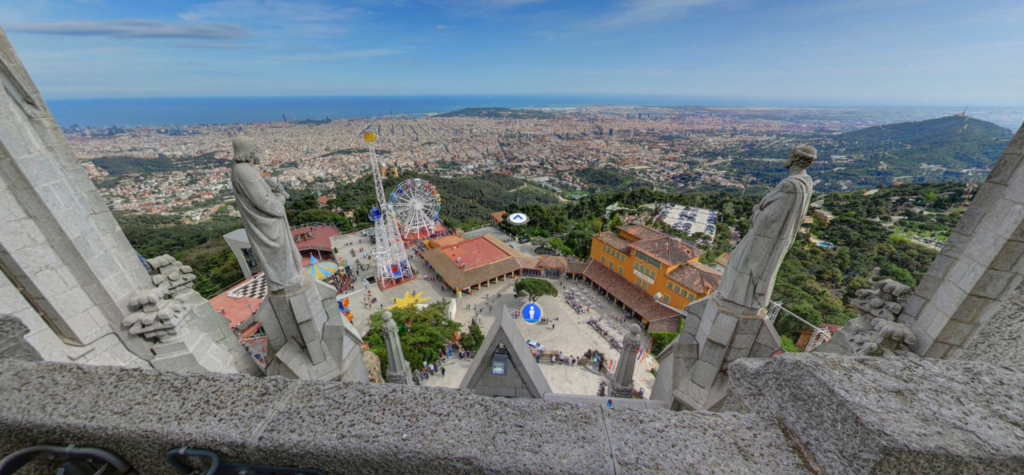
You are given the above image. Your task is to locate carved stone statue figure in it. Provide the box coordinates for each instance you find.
[714,145,817,314]
[230,137,305,292]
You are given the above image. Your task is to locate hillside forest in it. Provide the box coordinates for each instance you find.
[117,167,968,346]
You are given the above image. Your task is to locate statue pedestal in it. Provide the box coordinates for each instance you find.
[386,360,414,385]
[654,296,782,411]
[257,277,368,382]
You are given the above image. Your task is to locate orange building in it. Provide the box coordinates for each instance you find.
[578,225,722,332]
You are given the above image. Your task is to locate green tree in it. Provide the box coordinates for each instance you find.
[365,303,461,370]
[514,278,559,302]
[461,320,485,352]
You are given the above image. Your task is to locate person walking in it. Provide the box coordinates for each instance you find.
[441,366,446,378]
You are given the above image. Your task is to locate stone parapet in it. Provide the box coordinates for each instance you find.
[730,353,1024,475]
[0,360,809,474]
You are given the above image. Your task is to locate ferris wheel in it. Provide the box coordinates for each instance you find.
[389,178,441,239]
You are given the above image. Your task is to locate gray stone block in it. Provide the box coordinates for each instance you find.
[699,340,727,368]
[502,374,525,388]
[986,151,1022,185]
[934,320,976,347]
[723,346,749,364]
[730,332,757,351]
[681,311,701,336]
[690,359,719,389]
[730,353,1024,475]
[755,323,781,349]
[733,315,763,335]
[972,269,1014,299]
[706,311,738,346]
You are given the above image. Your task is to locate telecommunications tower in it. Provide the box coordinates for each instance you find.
[365,132,413,288]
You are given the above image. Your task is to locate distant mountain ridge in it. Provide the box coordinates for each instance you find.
[831,115,1013,171]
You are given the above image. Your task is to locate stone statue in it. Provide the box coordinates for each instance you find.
[230,137,304,292]
[714,145,817,314]
[815,279,918,357]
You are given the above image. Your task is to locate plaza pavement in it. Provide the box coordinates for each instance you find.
[328,226,658,396]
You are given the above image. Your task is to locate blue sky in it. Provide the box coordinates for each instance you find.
[2,0,1022,105]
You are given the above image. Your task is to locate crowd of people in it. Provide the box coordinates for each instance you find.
[412,342,461,385]
[588,316,625,350]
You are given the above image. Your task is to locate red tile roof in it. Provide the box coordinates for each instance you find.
[667,262,722,295]
[421,234,525,290]
[630,237,702,266]
[617,225,665,241]
[595,231,632,253]
[537,255,568,269]
[581,258,681,324]
[611,225,704,266]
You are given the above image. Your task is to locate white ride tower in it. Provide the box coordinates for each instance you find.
[365,132,413,288]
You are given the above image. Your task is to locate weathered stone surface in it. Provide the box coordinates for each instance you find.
[955,276,1024,366]
[0,361,291,475]
[0,360,810,474]
[730,353,1024,475]
[606,406,810,474]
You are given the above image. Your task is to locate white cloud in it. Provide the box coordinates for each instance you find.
[8,20,253,41]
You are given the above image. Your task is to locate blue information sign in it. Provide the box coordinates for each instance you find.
[522,303,542,323]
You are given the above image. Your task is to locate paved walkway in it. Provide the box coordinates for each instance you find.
[337,228,660,397]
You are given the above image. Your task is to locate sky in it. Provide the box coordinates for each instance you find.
[1,0,1022,105]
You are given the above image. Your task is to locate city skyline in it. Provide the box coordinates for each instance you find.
[1,0,1023,106]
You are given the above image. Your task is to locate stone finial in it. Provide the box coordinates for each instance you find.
[382,311,393,322]
[611,322,643,398]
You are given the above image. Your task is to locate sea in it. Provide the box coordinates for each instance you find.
[44,95,1024,130]
[46,95,699,128]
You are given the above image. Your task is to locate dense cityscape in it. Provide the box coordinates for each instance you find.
[69,105,1010,216]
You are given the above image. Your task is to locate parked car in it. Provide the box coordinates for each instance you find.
[526,340,545,352]
[519,237,531,244]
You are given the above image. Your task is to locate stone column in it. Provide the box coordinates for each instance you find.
[381,311,413,385]
[899,123,1024,365]
[0,27,154,367]
[611,324,641,398]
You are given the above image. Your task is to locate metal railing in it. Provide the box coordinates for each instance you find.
[767,300,832,351]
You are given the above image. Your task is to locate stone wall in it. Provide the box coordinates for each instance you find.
[0,360,809,474]
[899,122,1024,362]
[0,26,155,367]
[730,353,1024,475]
[4,355,1022,474]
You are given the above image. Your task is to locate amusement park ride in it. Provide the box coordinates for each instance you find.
[391,178,442,239]
[364,132,442,289]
